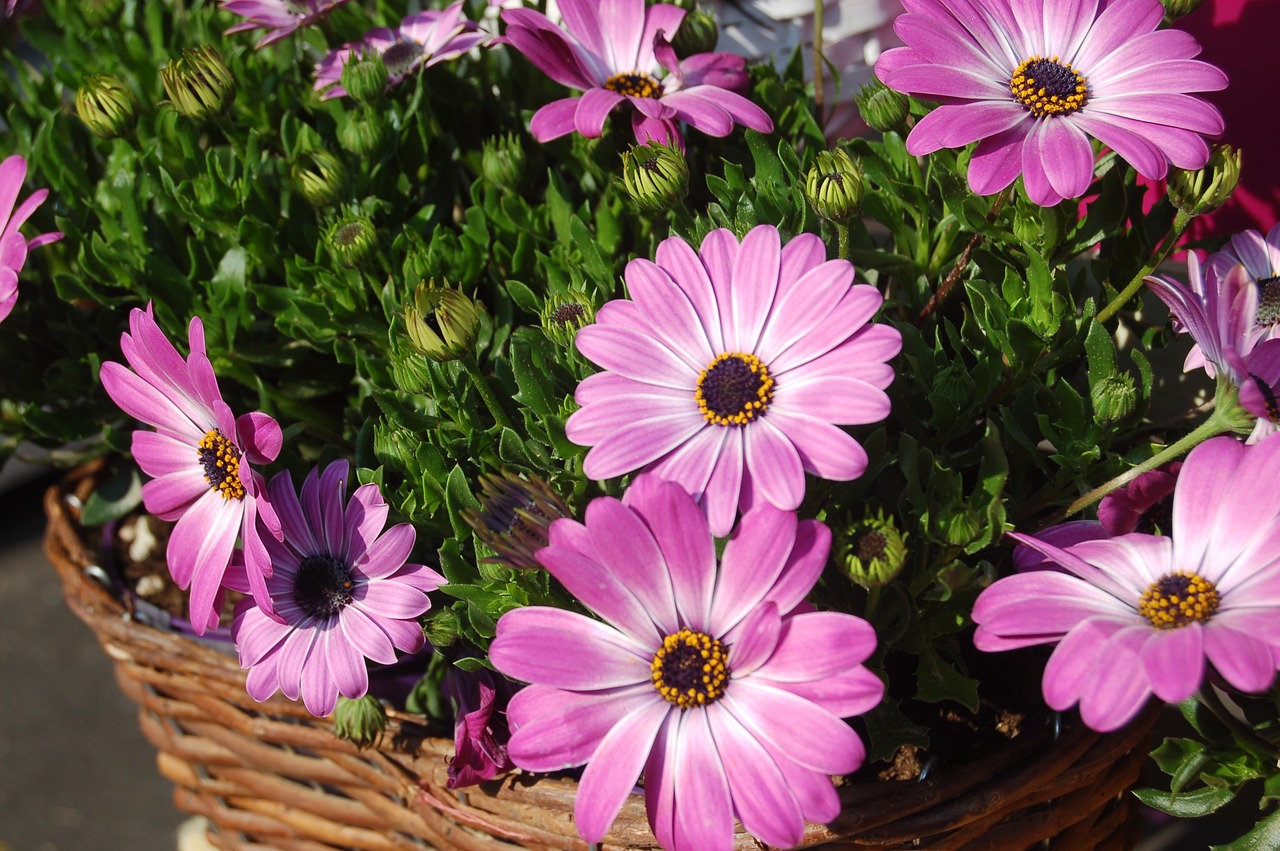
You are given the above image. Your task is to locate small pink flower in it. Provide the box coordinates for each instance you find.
[444,666,516,788]
[313,3,486,100]
[99,304,283,634]
[501,0,772,146]
[1,154,63,323]
[975,436,1280,732]
[219,0,352,49]
[228,460,445,717]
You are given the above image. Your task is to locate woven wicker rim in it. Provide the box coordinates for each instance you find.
[44,463,1156,850]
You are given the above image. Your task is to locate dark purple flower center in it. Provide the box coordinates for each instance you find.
[1134,496,1175,536]
[294,554,355,618]
[857,530,888,561]
[1256,275,1280,326]
[651,629,729,709]
[695,352,774,427]
[604,71,662,99]
[197,429,245,501]
[382,41,421,79]
[1250,374,1280,422]
[1138,572,1219,629]
[549,302,586,325]
[1010,56,1088,118]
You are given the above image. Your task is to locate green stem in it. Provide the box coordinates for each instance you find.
[812,0,825,125]
[916,186,1013,324]
[1096,209,1192,324]
[1063,408,1232,517]
[461,354,516,432]
[836,220,850,261]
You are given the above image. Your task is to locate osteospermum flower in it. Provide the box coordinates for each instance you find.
[501,0,772,146]
[313,4,486,100]
[876,0,1227,206]
[219,0,351,49]
[99,304,283,634]
[228,460,445,717]
[1146,254,1255,382]
[974,436,1280,732]
[567,224,901,536]
[490,475,884,850]
[1206,224,1280,356]
[1,154,63,323]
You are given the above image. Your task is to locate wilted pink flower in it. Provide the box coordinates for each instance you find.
[99,304,283,633]
[1,154,63,323]
[219,0,352,49]
[975,436,1280,733]
[1097,462,1182,536]
[313,3,486,100]
[567,224,900,536]
[876,0,1227,206]
[501,0,772,146]
[490,475,883,849]
[228,460,445,717]
[444,666,516,788]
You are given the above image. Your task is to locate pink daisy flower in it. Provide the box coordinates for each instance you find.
[228,460,445,717]
[1,154,63,324]
[975,436,1280,733]
[567,224,901,537]
[1205,224,1280,357]
[313,3,486,101]
[876,0,1227,206]
[1146,253,1255,382]
[490,475,883,850]
[501,0,773,146]
[99,304,284,634]
[219,0,352,49]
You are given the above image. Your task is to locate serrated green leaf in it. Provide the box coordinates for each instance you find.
[1133,784,1238,818]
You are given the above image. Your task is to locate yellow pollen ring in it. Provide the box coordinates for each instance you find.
[695,352,775,427]
[651,628,730,709]
[603,70,661,99]
[1009,55,1089,118]
[197,429,246,501]
[1138,571,1220,630]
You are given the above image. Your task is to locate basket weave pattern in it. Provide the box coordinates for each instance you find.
[45,469,1155,851]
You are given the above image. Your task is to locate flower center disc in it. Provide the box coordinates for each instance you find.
[549,302,586,325]
[651,629,729,709]
[1010,56,1088,117]
[604,71,661,99]
[858,530,888,561]
[382,41,421,79]
[695,352,774,427]
[294,554,355,618]
[1139,572,1220,629]
[1257,276,1280,326]
[1250,375,1280,422]
[197,429,246,501]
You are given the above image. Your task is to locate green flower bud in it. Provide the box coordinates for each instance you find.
[161,46,235,122]
[935,503,983,548]
[836,509,908,589]
[932,363,975,409]
[324,212,377,267]
[373,423,421,473]
[76,74,138,139]
[1168,144,1242,218]
[423,606,463,648]
[1161,0,1204,19]
[332,695,386,747]
[404,281,482,362]
[1090,373,1138,425]
[461,471,573,570]
[338,107,389,157]
[672,9,719,58]
[292,149,347,208]
[805,149,864,222]
[82,0,123,26]
[855,78,910,134]
[340,51,390,104]
[621,141,688,213]
[481,133,528,189]
[540,289,596,348]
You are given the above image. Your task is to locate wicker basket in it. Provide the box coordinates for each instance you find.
[45,465,1156,851]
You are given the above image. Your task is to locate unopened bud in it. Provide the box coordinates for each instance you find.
[76,74,138,138]
[836,509,908,589]
[481,133,528,189]
[1090,374,1138,424]
[1168,144,1241,218]
[805,149,864,222]
[325,212,377,267]
[855,77,909,134]
[672,9,719,57]
[424,607,463,648]
[332,695,386,747]
[340,51,390,104]
[621,141,688,213]
[161,46,235,121]
[540,289,596,348]
[404,281,482,362]
[339,108,389,156]
[461,471,573,570]
[293,149,347,208]
[1161,0,1204,20]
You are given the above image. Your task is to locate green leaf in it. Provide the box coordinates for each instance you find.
[1133,784,1238,818]
[80,465,143,526]
[444,464,481,541]
[511,339,555,416]
[1211,807,1280,851]
[915,647,980,712]
[505,279,541,314]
